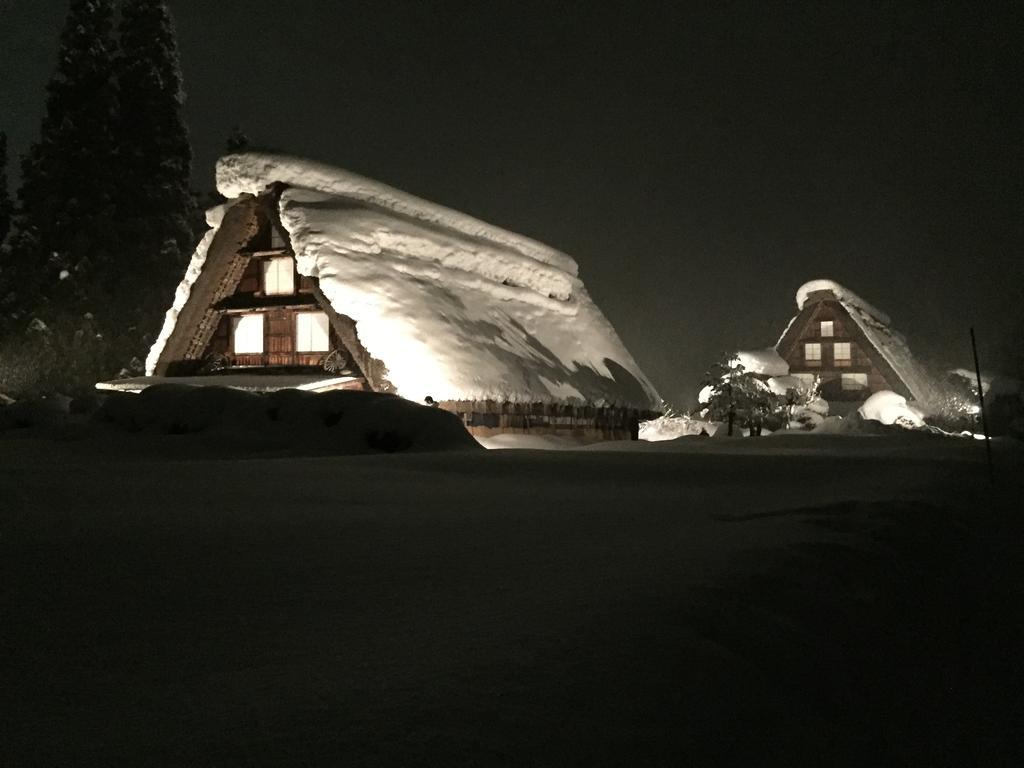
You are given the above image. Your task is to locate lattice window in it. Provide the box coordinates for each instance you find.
[833,342,851,367]
[804,342,822,366]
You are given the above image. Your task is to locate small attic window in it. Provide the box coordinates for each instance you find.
[263,256,295,295]
[804,342,822,365]
[820,320,833,337]
[270,223,287,250]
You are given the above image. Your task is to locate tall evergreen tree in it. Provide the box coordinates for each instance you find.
[0,132,11,246]
[1,0,120,394]
[15,0,119,308]
[114,0,196,358]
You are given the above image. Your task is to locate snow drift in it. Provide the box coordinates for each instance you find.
[95,386,481,454]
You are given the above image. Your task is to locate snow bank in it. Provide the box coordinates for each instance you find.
[95,386,481,454]
[734,348,789,377]
[212,153,660,410]
[858,390,926,428]
[766,375,806,396]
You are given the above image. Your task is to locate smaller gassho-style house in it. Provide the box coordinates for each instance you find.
[775,279,939,409]
[100,153,661,440]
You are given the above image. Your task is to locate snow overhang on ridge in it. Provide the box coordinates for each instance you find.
[796,278,890,325]
[208,153,662,411]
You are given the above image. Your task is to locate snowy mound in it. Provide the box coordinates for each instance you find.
[208,153,660,410]
[96,386,481,454]
[733,348,789,377]
[858,390,925,428]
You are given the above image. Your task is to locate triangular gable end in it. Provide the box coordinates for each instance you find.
[777,297,911,399]
[150,191,388,389]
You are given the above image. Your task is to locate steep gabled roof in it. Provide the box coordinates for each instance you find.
[776,279,940,405]
[149,153,661,411]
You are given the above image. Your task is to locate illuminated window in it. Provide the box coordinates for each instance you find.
[263,256,294,295]
[841,373,868,390]
[232,313,264,354]
[820,320,833,337]
[296,312,330,352]
[804,343,822,365]
[833,342,851,366]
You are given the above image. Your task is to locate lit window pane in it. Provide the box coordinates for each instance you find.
[232,313,264,354]
[296,312,330,352]
[804,342,822,361]
[820,320,833,337]
[263,256,295,295]
[834,342,851,360]
[841,373,868,390]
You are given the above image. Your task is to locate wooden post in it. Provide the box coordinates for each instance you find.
[970,327,994,484]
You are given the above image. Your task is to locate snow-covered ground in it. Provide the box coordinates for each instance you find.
[2,415,1022,765]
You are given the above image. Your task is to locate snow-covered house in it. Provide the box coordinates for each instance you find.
[775,279,940,408]
[108,153,661,440]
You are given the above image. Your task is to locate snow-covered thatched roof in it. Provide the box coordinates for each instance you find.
[780,279,939,405]
[150,153,661,411]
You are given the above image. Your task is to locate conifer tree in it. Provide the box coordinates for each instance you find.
[1,0,120,394]
[15,0,119,311]
[0,132,11,246]
[113,0,195,357]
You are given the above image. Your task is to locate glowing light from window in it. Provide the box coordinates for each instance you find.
[232,313,264,354]
[296,312,330,352]
[263,256,295,295]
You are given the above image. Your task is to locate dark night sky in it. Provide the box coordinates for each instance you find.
[2,1,1021,406]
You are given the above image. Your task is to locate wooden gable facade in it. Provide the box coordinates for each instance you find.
[151,189,390,391]
[776,289,910,403]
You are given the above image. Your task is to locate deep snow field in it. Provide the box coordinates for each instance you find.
[2,414,1023,766]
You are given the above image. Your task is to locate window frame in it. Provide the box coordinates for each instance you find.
[833,341,852,367]
[295,311,331,353]
[231,313,265,354]
[820,320,834,337]
[804,342,822,364]
[841,372,869,391]
[262,256,295,296]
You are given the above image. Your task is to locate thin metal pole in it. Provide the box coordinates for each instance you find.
[970,327,994,484]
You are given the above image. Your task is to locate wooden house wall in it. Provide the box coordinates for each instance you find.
[780,300,900,401]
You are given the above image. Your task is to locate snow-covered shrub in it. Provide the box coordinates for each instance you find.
[858,390,925,429]
[700,356,786,436]
[640,412,717,441]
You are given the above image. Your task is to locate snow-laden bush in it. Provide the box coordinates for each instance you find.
[640,412,717,441]
[95,385,482,454]
[858,390,925,428]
